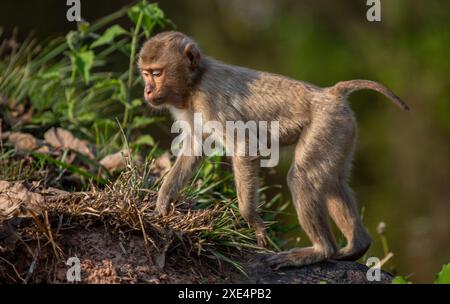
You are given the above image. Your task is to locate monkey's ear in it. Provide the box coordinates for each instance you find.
[183,43,201,69]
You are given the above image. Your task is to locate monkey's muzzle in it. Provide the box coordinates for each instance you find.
[146,97,165,107]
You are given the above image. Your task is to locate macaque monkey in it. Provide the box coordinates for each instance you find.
[138,31,409,268]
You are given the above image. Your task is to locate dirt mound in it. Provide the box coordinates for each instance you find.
[0,173,251,283]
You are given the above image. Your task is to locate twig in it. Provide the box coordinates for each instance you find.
[135,206,153,263]
[24,247,40,283]
[0,256,26,283]
[375,252,394,269]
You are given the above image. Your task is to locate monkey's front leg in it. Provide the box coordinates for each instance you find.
[156,154,203,216]
[232,156,268,247]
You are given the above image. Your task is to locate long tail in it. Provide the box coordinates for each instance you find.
[329,79,409,111]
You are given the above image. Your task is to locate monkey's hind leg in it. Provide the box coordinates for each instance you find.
[266,122,341,268]
[326,182,372,261]
[324,115,371,261]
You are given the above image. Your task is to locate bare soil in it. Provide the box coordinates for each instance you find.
[1,224,238,283]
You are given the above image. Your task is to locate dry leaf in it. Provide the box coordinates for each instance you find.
[99,149,131,173]
[35,145,51,154]
[0,181,43,220]
[44,127,95,159]
[8,132,39,150]
[44,127,69,149]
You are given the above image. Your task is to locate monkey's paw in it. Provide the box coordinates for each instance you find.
[155,200,171,217]
[256,230,268,248]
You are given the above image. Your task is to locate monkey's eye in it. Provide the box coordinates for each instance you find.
[151,69,162,77]
[142,71,150,78]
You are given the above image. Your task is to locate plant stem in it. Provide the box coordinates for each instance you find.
[381,235,389,256]
[67,58,78,122]
[123,9,144,126]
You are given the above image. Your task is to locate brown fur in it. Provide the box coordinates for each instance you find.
[138,31,409,267]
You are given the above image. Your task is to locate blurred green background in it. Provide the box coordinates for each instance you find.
[1,0,449,282]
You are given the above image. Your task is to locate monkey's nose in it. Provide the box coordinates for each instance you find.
[145,84,155,95]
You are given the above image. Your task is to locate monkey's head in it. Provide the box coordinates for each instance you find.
[138,31,203,109]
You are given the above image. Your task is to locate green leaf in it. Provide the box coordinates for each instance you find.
[133,135,155,146]
[131,99,143,108]
[392,276,413,284]
[39,70,61,80]
[128,2,166,38]
[95,118,117,130]
[91,25,128,48]
[31,111,58,125]
[93,78,120,90]
[78,112,97,123]
[66,31,80,51]
[95,79,127,103]
[435,263,450,284]
[71,50,95,84]
[116,80,127,102]
[132,116,164,128]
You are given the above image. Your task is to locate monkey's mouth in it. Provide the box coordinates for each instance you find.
[146,97,165,107]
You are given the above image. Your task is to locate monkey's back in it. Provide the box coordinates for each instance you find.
[197,58,341,145]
